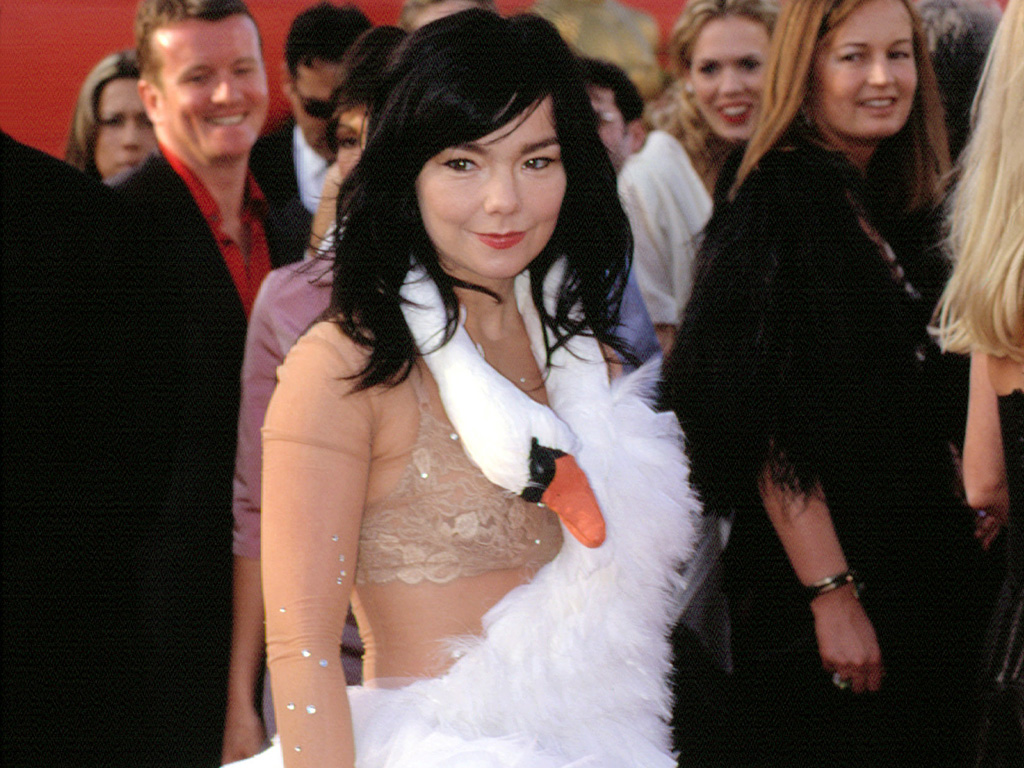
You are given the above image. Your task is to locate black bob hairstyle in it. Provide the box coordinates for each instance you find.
[328,9,632,390]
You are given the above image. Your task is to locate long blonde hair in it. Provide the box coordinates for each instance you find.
[650,0,778,187]
[935,0,1024,361]
[734,0,949,212]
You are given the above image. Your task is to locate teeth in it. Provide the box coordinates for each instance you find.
[863,99,894,108]
[721,106,749,117]
[209,115,245,126]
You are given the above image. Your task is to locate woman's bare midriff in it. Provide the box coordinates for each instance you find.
[351,565,540,681]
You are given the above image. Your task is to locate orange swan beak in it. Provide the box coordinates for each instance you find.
[523,439,605,548]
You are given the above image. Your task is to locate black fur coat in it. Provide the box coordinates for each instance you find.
[662,140,972,601]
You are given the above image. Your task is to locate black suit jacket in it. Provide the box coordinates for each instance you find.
[110,150,300,767]
[249,121,314,249]
[2,133,181,766]
[249,121,297,207]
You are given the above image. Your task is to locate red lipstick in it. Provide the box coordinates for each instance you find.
[719,106,752,126]
[476,232,526,249]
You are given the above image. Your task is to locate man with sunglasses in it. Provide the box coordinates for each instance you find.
[249,2,369,226]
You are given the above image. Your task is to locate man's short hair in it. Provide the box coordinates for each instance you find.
[135,0,256,84]
[579,56,644,125]
[285,3,371,77]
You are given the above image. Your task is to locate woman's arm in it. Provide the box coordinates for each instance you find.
[308,162,346,257]
[262,332,375,768]
[963,352,1009,548]
[759,474,884,694]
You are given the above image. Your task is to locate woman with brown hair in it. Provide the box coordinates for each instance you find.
[663,0,987,765]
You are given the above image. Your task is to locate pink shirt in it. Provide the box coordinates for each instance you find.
[232,256,333,557]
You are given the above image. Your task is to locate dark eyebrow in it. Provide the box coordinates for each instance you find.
[454,136,560,154]
[838,38,912,49]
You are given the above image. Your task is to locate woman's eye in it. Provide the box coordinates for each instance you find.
[524,157,555,170]
[840,52,863,63]
[697,62,720,76]
[99,115,127,128]
[738,57,762,72]
[337,137,359,149]
[444,158,474,171]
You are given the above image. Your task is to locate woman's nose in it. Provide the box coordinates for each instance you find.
[720,66,743,93]
[482,169,520,215]
[867,56,895,86]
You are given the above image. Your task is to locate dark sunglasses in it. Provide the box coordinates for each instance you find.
[298,94,335,120]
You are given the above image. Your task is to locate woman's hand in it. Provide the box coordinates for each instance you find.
[974,506,1008,550]
[220,699,266,764]
[811,583,884,694]
[758,473,883,693]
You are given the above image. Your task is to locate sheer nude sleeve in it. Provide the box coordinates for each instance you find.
[261,325,374,768]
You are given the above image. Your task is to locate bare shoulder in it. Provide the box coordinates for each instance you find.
[985,353,1024,396]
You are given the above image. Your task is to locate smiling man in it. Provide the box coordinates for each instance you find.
[109,2,301,765]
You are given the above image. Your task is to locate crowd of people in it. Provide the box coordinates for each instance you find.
[3,0,1021,767]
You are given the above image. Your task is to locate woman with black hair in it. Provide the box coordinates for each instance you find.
[234,10,696,768]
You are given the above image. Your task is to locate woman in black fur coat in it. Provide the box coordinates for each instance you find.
[662,1,989,766]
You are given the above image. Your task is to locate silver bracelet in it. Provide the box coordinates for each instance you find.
[805,570,862,602]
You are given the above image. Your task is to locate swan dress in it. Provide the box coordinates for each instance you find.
[231,270,699,767]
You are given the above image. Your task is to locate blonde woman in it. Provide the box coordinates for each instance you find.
[664,1,989,765]
[618,0,778,353]
[936,0,1024,760]
[65,50,156,181]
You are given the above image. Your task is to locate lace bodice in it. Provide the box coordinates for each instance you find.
[357,384,563,585]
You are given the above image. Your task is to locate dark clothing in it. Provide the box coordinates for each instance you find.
[976,390,1024,766]
[663,142,988,767]
[2,133,177,766]
[109,150,300,767]
[248,122,314,254]
[249,122,297,207]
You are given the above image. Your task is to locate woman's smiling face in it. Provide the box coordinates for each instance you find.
[686,14,771,144]
[808,0,918,171]
[415,98,566,293]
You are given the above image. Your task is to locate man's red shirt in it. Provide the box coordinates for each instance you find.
[162,145,272,318]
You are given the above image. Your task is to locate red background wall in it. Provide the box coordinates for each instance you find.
[0,0,1008,159]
